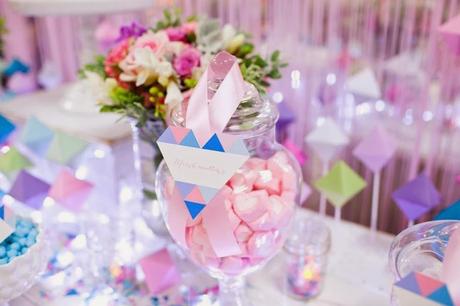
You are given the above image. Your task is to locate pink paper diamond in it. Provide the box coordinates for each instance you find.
[139,248,181,294]
[353,125,397,173]
[48,170,93,212]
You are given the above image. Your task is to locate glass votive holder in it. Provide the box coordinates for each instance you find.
[283,216,331,300]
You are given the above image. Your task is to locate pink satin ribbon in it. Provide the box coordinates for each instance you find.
[170,51,247,257]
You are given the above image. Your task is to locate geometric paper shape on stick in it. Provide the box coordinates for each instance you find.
[345,67,381,99]
[46,131,88,165]
[184,200,206,220]
[0,147,33,175]
[435,200,460,221]
[305,118,349,163]
[314,160,366,208]
[8,170,50,210]
[19,116,53,156]
[179,130,200,148]
[0,114,16,144]
[353,124,397,173]
[169,126,189,144]
[139,248,181,294]
[392,174,441,221]
[48,170,93,212]
[203,133,225,152]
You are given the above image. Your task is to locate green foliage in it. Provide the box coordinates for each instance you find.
[78,55,106,79]
[239,50,287,94]
[153,8,183,31]
[0,17,8,57]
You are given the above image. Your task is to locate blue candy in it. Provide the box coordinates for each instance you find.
[0,218,38,265]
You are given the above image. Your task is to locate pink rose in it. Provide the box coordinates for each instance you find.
[105,39,131,77]
[182,22,197,34]
[166,27,187,42]
[173,48,201,77]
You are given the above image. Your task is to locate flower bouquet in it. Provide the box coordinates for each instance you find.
[81,9,286,135]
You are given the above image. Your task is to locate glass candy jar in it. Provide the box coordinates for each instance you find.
[389,221,460,305]
[156,84,302,305]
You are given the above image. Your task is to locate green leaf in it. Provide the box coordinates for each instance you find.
[271,50,280,62]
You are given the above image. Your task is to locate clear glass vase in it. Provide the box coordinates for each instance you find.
[388,220,460,305]
[156,83,302,305]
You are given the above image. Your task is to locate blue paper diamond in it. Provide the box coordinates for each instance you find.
[427,286,455,306]
[203,133,224,152]
[0,115,15,144]
[435,200,460,221]
[184,200,206,219]
[180,131,200,148]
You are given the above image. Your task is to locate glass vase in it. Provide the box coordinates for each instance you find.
[388,220,460,305]
[156,83,302,305]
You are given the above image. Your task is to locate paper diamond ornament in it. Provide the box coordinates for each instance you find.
[305,118,349,163]
[439,14,460,55]
[353,125,397,173]
[392,174,441,221]
[20,116,53,155]
[435,200,460,221]
[0,200,16,228]
[46,131,88,165]
[139,248,181,294]
[48,170,93,212]
[345,67,381,99]
[157,126,249,219]
[314,160,366,208]
[0,114,15,144]
[394,272,455,306]
[0,147,33,175]
[9,170,51,209]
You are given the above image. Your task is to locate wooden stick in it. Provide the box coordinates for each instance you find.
[370,171,381,232]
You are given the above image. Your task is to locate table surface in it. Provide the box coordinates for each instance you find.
[11,209,395,306]
[0,84,131,144]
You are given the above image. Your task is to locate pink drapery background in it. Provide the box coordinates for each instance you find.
[1,0,460,234]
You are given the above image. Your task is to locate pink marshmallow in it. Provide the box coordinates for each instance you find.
[268,195,294,228]
[229,173,250,193]
[226,205,242,231]
[247,212,276,231]
[186,215,203,227]
[238,241,249,256]
[234,223,253,242]
[281,191,296,202]
[204,256,221,269]
[247,231,277,258]
[254,170,281,195]
[220,185,233,198]
[267,155,294,178]
[190,225,209,248]
[241,170,258,190]
[233,192,267,223]
[243,158,266,171]
[220,256,246,275]
[281,171,298,192]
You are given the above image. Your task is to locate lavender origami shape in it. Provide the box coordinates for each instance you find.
[392,174,441,222]
[8,170,51,210]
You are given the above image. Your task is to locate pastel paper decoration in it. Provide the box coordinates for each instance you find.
[139,248,181,294]
[157,127,249,219]
[392,174,441,224]
[393,272,455,306]
[345,67,381,99]
[48,170,93,212]
[0,202,16,228]
[0,147,33,175]
[435,200,460,221]
[3,58,30,77]
[0,115,15,144]
[300,182,311,204]
[46,131,88,165]
[8,171,51,210]
[314,160,366,220]
[20,116,54,155]
[306,118,349,215]
[305,118,349,163]
[438,14,460,55]
[442,228,460,305]
[353,125,397,232]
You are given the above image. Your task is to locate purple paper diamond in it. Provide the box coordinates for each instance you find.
[392,174,441,221]
[353,125,397,173]
[9,171,51,209]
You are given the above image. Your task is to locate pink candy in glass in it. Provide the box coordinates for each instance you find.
[169,151,297,276]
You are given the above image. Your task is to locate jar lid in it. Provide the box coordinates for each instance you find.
[284,215,331,256]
